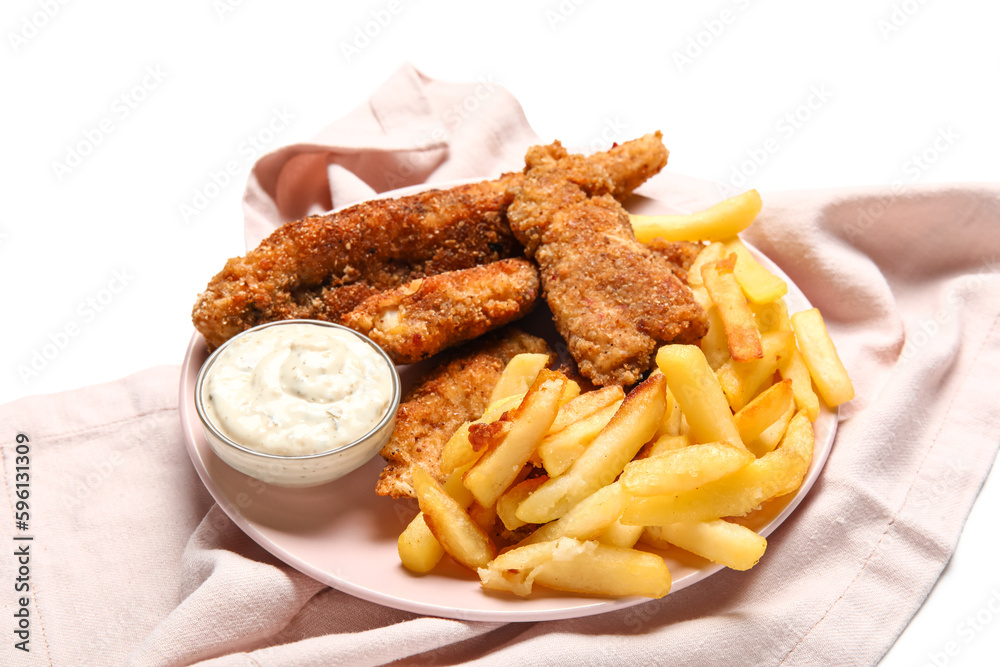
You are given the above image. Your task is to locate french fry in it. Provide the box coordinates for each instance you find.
[468,500,498,535]
[771,409,815,497]
[478,537,672,599]
[527,451,544,469]
[752,297,792,335]
[489,353,550,403]
[597,518,645,548]
[478,539,558,597]
[621,444,809,525]
[687,242,727,288]
[413,466,495,571]
[439,423,478,476]
[702,254,763,361]
[690,285,712,314]
[467,419,512,453]
[754,404,795,456]
[699,303,732,370]
[620,442,754,496]
[646,433,691,456]
[715,331,796,412]
[655,345,743,448]
[655,385,683,438]
[733,379,795,457]
[519,482,630,546]
[442,462,475,509]
[528,379,588,468]
[496,476,547,531]
[398,512,445,574]
[463,370,566,508]
[723,236,788,304]
[629,189,762,244]
[549,385,624,433]
[515,374,666,524]
[538,399,623,476]
[643,520,766,571]
[559,379,582,405]
[791,308,855,408]
[398,463,474,576]
[439,392,524,475]
[778,348,821,422]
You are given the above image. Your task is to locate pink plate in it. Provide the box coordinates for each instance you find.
[179,184,837,621]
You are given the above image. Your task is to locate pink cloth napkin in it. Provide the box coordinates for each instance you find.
[3,63,999,667]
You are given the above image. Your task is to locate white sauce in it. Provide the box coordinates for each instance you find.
[203,323,394,456]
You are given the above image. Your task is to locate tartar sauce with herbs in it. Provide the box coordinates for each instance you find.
[203,323,394,456]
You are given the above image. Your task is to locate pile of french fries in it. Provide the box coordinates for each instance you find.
[398,189,854,599]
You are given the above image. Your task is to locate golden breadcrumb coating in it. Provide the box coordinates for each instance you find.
[342,259,540,364]
[191,175,523,350]
[192,135,676,351]
[507,136,707,386]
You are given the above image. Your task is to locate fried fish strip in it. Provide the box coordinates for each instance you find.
[191,176,523,350]
[507,135,708,386]
[192,136,670,351]
[376,328,551,499]
[507,133,670,256]
[647,239,705,284]
[343,258,540,364]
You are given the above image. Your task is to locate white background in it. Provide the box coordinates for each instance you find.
[2,1,997,664]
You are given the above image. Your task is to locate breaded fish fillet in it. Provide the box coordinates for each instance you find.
[192,136,671,350]
[342,258,540,364]
[192,175,523,350]
[507,133,670,256]
[590,131,672,200]
[507,137,708,386]
[376,328,550,498]
[647,238,705,284]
